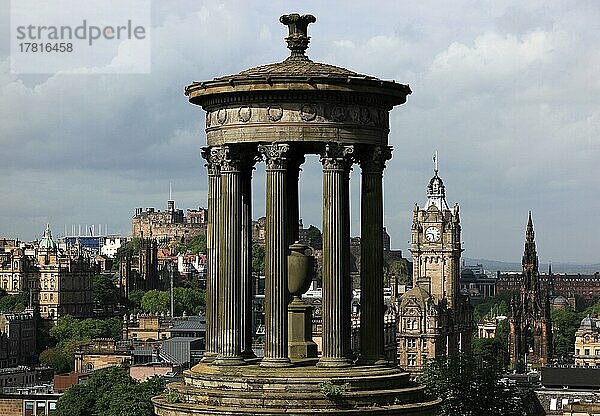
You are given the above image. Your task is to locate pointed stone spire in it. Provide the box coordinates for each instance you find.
[425,153,449,211]
[526,211,535,242]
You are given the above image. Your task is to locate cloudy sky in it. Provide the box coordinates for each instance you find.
[1,0,599,263]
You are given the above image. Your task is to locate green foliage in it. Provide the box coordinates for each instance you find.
[185,235,207,254]
[417,353,529,416]
[165,388,181,404]
[43,315,122,373]
[0,290,28,312]
[388,260,410,285]
[140,288,206,315]
[252,243,265,275]
[39,348,72,374]
[51,315,122,346]
[92,275,120,307]
[172,235,207,255]
[140,290,170,314]
[305,225,323,249]
[473,292,513,322]
[128,289,145,309]
[55,365,165,416]
[583,297,600,317]
[319,381,348,400]
[112,238,140,271]
[552,307,581,358]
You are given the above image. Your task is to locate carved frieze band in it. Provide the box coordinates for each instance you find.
[320,143,354,171]
[258,143,291,171]
[206,103,389,129]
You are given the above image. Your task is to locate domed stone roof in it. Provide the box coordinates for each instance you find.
[185,14,410,108]
[580,315,595,329]
[38,224,57,251]
[552,295,568,305]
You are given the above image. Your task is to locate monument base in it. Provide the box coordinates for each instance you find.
[153,359,440,416]
[288,299,318,359]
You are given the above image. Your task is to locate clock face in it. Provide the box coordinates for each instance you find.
[425,226,440,242]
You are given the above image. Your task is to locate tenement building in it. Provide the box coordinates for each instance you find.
[0,240,34,295]
[132,198,207,242]
[394,164,472,372]
[508,213,552,371]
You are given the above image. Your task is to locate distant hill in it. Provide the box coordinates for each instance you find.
[463,258,600,275]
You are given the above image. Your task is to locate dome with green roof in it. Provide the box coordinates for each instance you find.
[39,224,57,250]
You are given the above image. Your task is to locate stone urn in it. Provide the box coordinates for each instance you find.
[287,241,314,301]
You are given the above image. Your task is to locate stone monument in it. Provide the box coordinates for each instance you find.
[153,13,440,415]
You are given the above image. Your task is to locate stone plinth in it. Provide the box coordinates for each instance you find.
[288,299,318,359]
[152,360,440,416]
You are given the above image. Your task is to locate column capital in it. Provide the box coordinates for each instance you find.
[358,145,392,173]
[259,143,290,170]
[201,146,222,176]
[211,145,243,173]
[320,143,354,171]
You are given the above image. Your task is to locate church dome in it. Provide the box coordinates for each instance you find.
[460,269,476,280]
[552,295,568,306]
[580,315,595,329]
[38,224,57,250]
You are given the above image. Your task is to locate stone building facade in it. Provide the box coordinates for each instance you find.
[34,226,94,321]
[574,315,600,367]
[0,311,36,368]
[132,199,207,242]
[117,238,162,298]
[394,166,472,372]
[0,242,33,295]
[508,213,552,371]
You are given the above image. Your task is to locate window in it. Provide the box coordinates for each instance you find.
[407,354,416,367]
[407,339,416,348]
[549,398,557,411]
[585,349,590,356]
[595,349,600,356]
[37,401,46,414]
[24,401,34,416]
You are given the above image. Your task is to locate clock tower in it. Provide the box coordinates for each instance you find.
[394,157,472,372]
[409,166,462,308]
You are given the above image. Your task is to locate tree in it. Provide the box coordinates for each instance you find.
[305,225,322,249]
[140,290,171,314]
[252,243,265,275]
[92,275,120,308]
[174,287,205,315]
[139,288,206,315]
[0,290,28,312]
[388,260,410,285]
[185,235,207,255]
[39,348,72,374]
[552,307,581,359]
[55,365,165,416]
[128,289,145,309]
[417,353,529,416]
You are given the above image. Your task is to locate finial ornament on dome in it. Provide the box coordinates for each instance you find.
[280,14,316,60]
[433,150,438,174]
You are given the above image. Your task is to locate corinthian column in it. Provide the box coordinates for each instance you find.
[359,146,392,364]
[259,143,292,368]
[200,146,221,363]
[318,143,354,368]
[214,146,245,366]
[241,153,258,358]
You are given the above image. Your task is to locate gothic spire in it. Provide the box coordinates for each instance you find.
[522,212,539,291]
